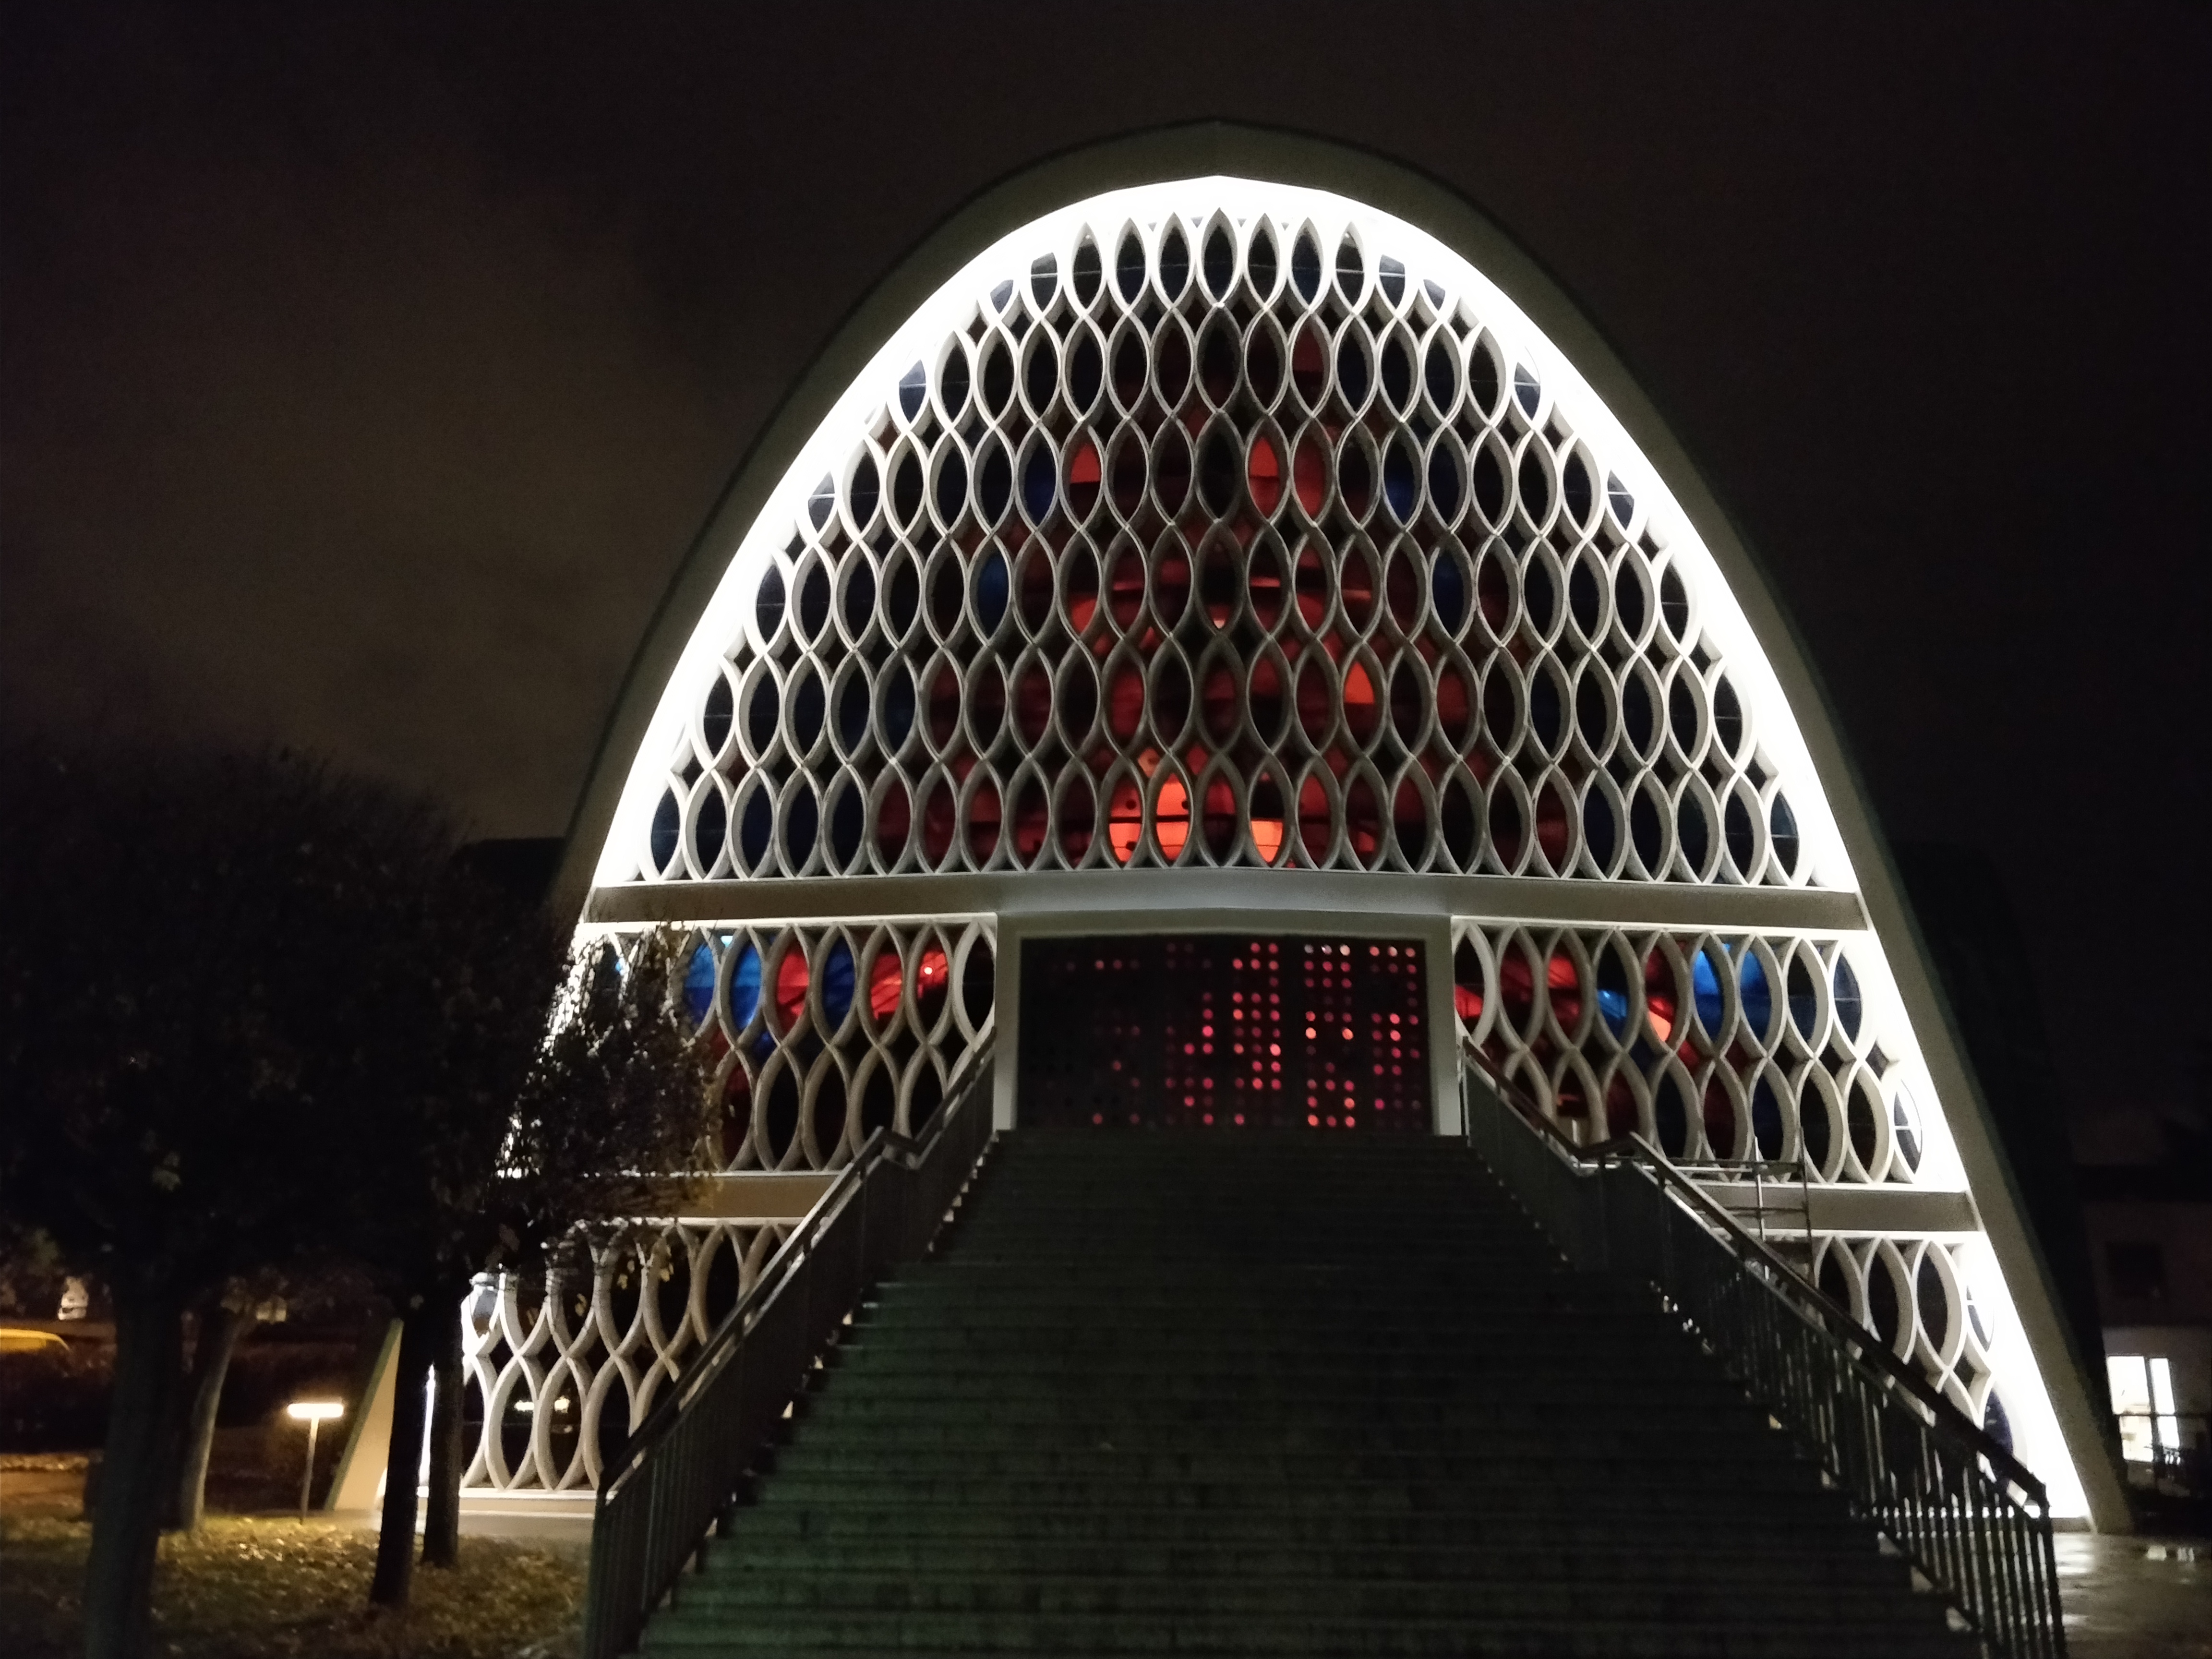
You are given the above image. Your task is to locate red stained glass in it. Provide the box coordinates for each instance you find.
[914,944,950,1026]
[1703,1077,1737,1158]
[1547,953,1583,1027]
[774,946,811,1032]
[1536,777,1572,866]
[1064,548,1099,633]
[1344,774,1380,862]
[1201,662,1239,742]
[1293,539,1328,626]
[1154,775,1190,860]
[1248,435,1282,517]
[920,777,955,865]
[1500,940,1536,1028]
[1202,778,1238,861]
[1293,433,1328,517]
[1604,1073,1639,1139]
[1106,776,1143,864]
[1106,662,1145,743]
[1298,773,1332,861]
[1014,663,1052,745]
[1010,776,1048,863]
[1342,662,1378,742]
[1065,435,1101,519]
[1106,543,1145,629]
[867,948,903,1020]
[1248,541,1284,629]
[966,777,1000,864]
[875,777,910,865]
[1644,951,1678,1044]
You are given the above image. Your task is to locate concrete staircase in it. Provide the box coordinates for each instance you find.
[642,1130,1972,1656]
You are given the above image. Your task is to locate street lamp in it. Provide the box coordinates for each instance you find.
[285,1400,344,1521]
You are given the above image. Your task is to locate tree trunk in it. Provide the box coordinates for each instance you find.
[420,1294,464,1569]
[367,1298,438,1609]
[84,1278,186,1659]
[166,1300,251,1532]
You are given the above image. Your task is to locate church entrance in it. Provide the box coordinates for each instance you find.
[1017,934,1431,1130]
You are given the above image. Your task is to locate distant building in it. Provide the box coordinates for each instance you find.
[2078,1099,2212,1493]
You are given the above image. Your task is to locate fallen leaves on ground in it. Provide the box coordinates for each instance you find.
[0,1515,582,1659]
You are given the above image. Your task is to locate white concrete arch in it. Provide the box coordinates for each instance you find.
[541,125,2123,1527]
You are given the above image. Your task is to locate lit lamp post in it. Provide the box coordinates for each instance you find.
[285,1400,343,1521]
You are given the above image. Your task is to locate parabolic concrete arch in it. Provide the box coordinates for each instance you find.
[538,123,2124,1527]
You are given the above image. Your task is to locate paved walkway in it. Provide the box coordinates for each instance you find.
[2058,1532,2212,1659]
[9,1465,2208,1652]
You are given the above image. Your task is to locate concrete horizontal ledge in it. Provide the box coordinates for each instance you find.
[1699,1179,1981,1239]
[644,1172,837,1223]
[450,1490,596,1520]
[586,869,1867,935]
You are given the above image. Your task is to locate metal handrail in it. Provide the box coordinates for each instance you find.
[581,1044,997,1659]
[1462,1041,2066,1659]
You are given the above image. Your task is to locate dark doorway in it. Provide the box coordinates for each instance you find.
[1018,934,1430,1130]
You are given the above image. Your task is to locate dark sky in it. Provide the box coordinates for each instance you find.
[4,5,2205,1127]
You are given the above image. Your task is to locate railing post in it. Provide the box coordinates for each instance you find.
[577,1047,996,1659]
[1459,1039,2062,1659]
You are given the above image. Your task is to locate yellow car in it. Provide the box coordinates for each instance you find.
[0,1328,68,1355]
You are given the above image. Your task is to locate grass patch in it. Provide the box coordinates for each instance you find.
[0,1516,582,1659]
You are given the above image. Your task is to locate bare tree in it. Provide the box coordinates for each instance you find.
[346,929,715,1604]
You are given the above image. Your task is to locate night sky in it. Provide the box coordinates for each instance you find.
[4,5,2205,1131]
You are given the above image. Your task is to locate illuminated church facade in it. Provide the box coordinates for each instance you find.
[445,129,2124,1533]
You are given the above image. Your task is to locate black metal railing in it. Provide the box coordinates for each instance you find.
[1462,1044,2066,1659]
[580,1046,998,1659]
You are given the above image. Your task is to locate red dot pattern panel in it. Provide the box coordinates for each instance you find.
[1020,934,1428,1130]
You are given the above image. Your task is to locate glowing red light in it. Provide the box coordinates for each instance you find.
[773,947,810,1032]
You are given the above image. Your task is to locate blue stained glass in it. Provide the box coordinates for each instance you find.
[821,940,855,1029]
[898,362,927,421]
[1739,950,1772,1038]
[1427,443,1462,520]
[933,448,967,524]
[1022,445,1056,522]
[1983,1393,2013,1455]
[974,552,1009,633]
[728,945,762,1030]
[649,788,681,873]
[1337,335,1370,406]
[1692,946,1725,1033]
[806,474,835,529]
[683,944,717,1026]
[1596,987,1630,1037]
[1752,1075,1784,1157]
[1833,954,1863,1041]
[1431,556,1466,631]
[976,441,1011,524]
[739,789,772,866]
[1382,437,1418,523]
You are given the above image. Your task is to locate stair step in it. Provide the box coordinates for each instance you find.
[617,1127,1979,1658]
[707,1536,1914,1588]
[640,1607,1967,1658]
[727,1499,1865,1549]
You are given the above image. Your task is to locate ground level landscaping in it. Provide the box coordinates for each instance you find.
[0,1512,582,1659]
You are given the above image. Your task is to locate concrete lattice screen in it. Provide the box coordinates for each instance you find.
[438,169,2117,1528]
